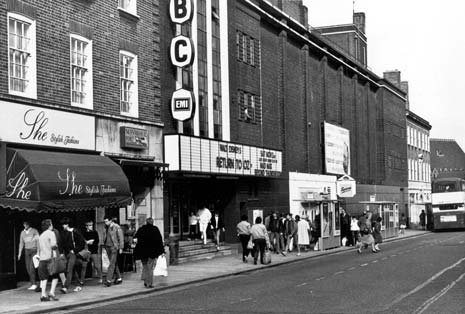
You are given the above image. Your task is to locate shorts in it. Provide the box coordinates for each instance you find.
[400,224,406,229]
[38,260,59,281]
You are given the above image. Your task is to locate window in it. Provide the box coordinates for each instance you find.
[120,51,138,117]
[118,0,137,16]
[8,13,36,98]
[70,35,92,109]
[238,90,261,124]
[236,31,259,67]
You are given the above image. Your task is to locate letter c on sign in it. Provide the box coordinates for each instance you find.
[170,35,194,68]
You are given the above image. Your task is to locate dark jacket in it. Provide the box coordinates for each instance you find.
[83,230,99,254]
[61,229,86,255]
[284,219,297,236]
[210,216,225,230]
[268,217,282,233]
[133,224,164,260]
[103,223,124,250]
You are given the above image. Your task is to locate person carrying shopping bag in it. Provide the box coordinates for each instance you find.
[133,217,165,288]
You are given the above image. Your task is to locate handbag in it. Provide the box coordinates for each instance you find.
[263,249,272,265]
[47,248,67,276]
[153,254,168,277]
[247,237,254,250]
[78,247,91,261]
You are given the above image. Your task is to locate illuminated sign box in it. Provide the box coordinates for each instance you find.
[164,135,282,177]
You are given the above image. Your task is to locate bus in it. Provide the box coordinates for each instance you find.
[431,177,465,230]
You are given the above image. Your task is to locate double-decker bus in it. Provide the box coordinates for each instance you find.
[431,177,465,230]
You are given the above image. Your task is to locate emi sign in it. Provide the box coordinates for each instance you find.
[171,88,194,121]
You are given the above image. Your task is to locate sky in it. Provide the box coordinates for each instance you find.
[302,0,465,151]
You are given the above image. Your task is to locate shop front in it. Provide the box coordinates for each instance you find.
[0,101,133,290]
[164,134,283,244]
[289,172,340,250]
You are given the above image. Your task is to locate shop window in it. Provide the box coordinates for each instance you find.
[119,51,138,117]
[8,13,36,98]
[70,35,92,109]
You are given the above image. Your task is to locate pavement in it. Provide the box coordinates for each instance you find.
[0,229,429,314]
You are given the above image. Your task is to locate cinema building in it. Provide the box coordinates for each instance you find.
[160,0,408,257]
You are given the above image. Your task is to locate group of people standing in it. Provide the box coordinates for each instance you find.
[340,208,383,254]
[188,207,225,249]
[236,212,320,265]
[17,215,165,302]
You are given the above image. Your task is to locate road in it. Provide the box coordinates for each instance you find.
[67,232,465,314]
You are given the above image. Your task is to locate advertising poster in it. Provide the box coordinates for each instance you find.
[323,122,351,175]
[322,203,330,238]
[334,203,341,236]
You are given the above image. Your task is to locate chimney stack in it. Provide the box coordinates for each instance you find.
[353,12,366,34]
[383,70,401,88]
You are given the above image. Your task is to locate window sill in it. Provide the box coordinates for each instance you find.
[9,89,37,100]
[120,111,139,119]
[117,7,140,22]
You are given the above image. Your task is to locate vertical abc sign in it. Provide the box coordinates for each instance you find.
[169,0,194,67]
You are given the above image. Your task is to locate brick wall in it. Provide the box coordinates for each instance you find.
[0,0,161,123]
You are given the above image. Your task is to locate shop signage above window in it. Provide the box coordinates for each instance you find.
[170,88,194,121]
[336,175,356,198]
[120,126,149,150]
[164,135,282,177]
[0,100,95,150]
[169,0,193,25]
[323,122,351,176]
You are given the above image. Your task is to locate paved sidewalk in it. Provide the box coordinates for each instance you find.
[0,229,429,314]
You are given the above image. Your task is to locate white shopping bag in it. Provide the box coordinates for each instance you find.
[32,255,40,269]
[101,249,110,273]
[153,255,168,277]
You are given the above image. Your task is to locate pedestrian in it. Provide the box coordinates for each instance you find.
[340,208,351,246]
[210,211,225,250]
[268,212,284,255]
[399,213,407,235]
[419,210,426,230]
[372,216,383,251]
[250,216,270,265]
[82,220,102,283]
[350,216,360,246]
[296,215,310,256]
[59,217,87,293]
[133,217,165,288]
[356,214,376,254]
[236,214,251,263]
[365,208,373,229]
[17,220,40,291]
[197,206,212,245]
[38,219,59,302]
[311,213,321,251]
[284,213,297,253]
[103,216,124,287]
[187,212,198,240]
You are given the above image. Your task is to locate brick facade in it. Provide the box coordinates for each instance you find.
[0,0,162,123]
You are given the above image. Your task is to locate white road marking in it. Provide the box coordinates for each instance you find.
[316,277,325,281]
[383,257,465,310]
[296,282,308,287]
[348,267,356,270]
[411,272,465,314]
[361,263,368,267]
[391,254,397,257]
[372,260,378,263]
[460,241,464,244]
[334,271,345,275]
[382,257,388,260]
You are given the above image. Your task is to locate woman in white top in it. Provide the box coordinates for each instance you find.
[296,215,310,256]
[350,217,360,246]
[38,219,59,302]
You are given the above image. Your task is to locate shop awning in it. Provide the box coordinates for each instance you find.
[0,148,132,212]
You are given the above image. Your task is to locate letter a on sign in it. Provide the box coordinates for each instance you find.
[170,0,193,25]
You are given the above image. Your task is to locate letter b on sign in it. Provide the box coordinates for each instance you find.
[170,0,193,24]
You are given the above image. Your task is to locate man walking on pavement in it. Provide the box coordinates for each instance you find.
[133,217,165,288]
[18,220,40,291]
[83,220,102,283]
[103,216,124,287]
[60,217,86,293]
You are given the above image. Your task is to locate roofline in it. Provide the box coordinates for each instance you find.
[406,110,432,130]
